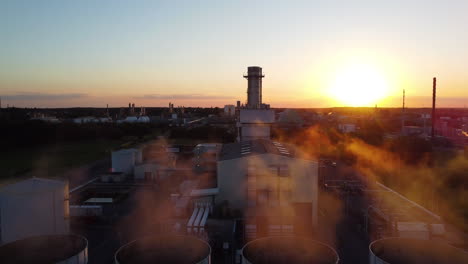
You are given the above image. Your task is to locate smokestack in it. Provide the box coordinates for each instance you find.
[401,89,405,129]
[402,89,405,111]
[432,77,436,138]
[244,66,264,109]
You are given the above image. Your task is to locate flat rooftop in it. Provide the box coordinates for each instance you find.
[0,177,65,195]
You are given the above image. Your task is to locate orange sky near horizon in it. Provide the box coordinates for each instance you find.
[1,1,467,108]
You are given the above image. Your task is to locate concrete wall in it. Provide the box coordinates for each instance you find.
[242,125,271,141]
[239,109,275,123]
[217,157,248,209]
[217,154,318,226]
[112,148,142,175]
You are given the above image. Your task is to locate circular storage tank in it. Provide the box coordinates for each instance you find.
[242,236,339,264]
[0,234,88,264]
[115,234,211,264]
[369,237,468,264]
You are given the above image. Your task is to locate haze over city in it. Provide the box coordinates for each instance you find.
[1,0,467,108]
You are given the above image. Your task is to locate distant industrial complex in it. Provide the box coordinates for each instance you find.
[0,67,467,264]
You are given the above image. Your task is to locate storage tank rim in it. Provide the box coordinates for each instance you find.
[114,234,211,264]
[369,237,468,263]
[0,234,88,263]
[241,236,339,264]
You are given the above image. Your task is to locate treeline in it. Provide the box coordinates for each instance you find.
[0,120,160,149]
[169,125,235,143]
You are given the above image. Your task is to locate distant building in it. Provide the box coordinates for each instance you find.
[217,139,318,239]
[73,116,112,124]
[111,148,142,175]
[0,178,69,244]
[116,116,150,123]
[31,114,60,123]
[224,105,236,116]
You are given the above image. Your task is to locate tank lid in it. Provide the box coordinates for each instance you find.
[370,237,468,264]
[115,234,211,264]
[0,235,88,264]
[242,236,339,264]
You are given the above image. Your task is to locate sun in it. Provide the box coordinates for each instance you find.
[328,63,390,106]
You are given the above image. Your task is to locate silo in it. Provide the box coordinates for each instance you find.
[0,178,69,244]
[242,236,339,264]
[115,234,211,264]
[369,237,468,264]
[0,234,88,264]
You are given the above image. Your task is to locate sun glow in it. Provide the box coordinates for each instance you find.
[328,63,390,106]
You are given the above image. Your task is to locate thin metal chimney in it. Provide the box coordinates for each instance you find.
[431,77,436,138]
[401,89,405,129]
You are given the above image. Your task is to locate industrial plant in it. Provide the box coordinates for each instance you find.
[0,67,467,264]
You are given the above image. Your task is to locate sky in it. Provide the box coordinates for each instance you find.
[1,0,467,108]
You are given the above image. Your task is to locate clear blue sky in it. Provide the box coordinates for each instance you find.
[1,0,467,107]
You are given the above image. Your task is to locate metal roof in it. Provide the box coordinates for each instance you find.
[219,139,296,161]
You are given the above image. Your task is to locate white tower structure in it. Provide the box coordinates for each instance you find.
[237,66,275,141]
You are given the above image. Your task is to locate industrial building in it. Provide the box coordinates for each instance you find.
[0,178,70,244]
[224,105,236,116]
[217,139,318,239]
[111,148,142,175]
[203,67,319,240]
[237,67,275,141]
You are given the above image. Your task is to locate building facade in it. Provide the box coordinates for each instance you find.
[217,140,318,240]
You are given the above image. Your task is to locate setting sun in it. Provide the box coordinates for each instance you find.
[328,63,390,106]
